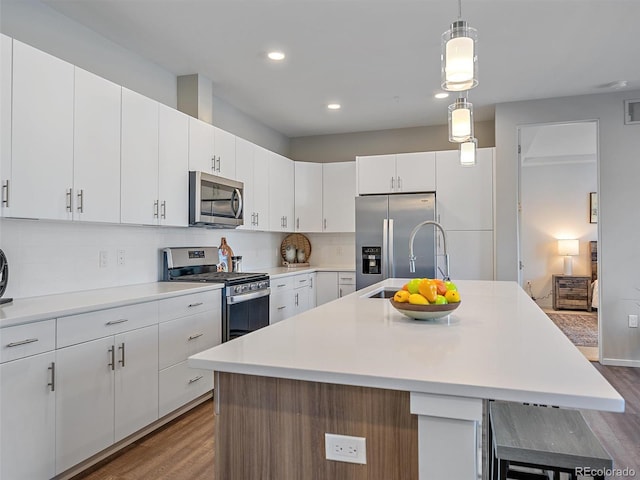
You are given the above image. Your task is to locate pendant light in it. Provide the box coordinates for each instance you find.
[441,0,478,92]
[448,96,473,143]
[459,138,477,166]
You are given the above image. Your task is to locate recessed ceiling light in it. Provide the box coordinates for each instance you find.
[434,92,449,99]
[327,103,341,110]
[267,51,285,61]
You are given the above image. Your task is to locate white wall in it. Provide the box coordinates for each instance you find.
[495,90,640,366]
[520,158,597,307]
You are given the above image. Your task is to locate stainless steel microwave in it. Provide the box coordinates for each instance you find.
[189,171,244,228]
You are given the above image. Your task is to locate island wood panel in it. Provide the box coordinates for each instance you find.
[215,372,418,480]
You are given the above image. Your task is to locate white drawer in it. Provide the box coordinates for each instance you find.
[293,273,311,289]
[159,361,213,418]
[158,290,219,323]
[158,310,221,370]
[271,276,294,292]
[1,319,56,363]
[338,272,356,285]
[57,301,158,348]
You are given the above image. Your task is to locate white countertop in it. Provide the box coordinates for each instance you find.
[190,279,624,413]
[262,265,355,279]
[0,282,223,328]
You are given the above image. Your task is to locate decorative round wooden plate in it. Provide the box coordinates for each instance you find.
[280,233,312,263]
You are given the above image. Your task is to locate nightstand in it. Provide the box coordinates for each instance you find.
[552,275,592,311]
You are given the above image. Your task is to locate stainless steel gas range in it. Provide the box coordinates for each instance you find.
[163,247,270,342]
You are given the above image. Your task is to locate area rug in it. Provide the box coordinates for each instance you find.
[546,312,598,347]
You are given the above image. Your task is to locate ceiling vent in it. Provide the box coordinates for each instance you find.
[624,98,640,125]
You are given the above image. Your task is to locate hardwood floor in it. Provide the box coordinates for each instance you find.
[72,401,215,480]
[73,365,640,480]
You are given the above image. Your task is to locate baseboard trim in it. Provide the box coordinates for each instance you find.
[54,392,213,480]
[600,358,640,368]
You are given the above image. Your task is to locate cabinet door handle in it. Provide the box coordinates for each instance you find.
[285,216,288,228]
[211,157,216,172]
[296,217,300,229]
[66,188,73,212]
[310,278,313,288]
[188,333,204,341]
[256,213,259,226]
[77,189,84,213]
[2,179,9,207]
[48,362,55,392]
[108,346,115,371]
[118,342,125,367]
[295,293,299,306]
[106,319,128,326]
[397,176,402,190]
[6,338,38,347]
[189,375,203,384]
[161,201,166,219]
[154,200,159,218]
[390,177,395,190]
[339,288,343,297]
[324,218,327,230]
[188,302,203,308]
[217,156,221,172]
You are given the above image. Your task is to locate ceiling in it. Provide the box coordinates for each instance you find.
[36,0,640,138]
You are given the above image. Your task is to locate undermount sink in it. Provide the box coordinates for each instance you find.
[365,288,397,299]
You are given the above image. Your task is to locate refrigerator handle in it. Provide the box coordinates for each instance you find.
[382,218,388,279]
[389,218,395,278]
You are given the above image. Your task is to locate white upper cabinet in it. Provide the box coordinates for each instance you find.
[294,162,323,232]
[214,126,236,179]
[10,39,74,220]
[435,148,494,231]
[1,34,11,217]
[188,117,215,174]
[356,152,436,195]
[120,88,160,225]
[158,105,189,227]
[73,67,122,223]
[269,152,294,231]
[322,162,356,232]
[236,137,270,230]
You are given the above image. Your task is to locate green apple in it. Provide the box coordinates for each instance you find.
[407,278,422,294]
[444,280,457,291]
[434,295,448,304]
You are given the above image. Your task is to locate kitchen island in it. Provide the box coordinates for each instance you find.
[189,279,624,480]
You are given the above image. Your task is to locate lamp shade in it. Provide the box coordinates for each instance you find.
[448,97,473,143]
[441,20,478,92]
[557,239,579,256]
[460,138,477,166]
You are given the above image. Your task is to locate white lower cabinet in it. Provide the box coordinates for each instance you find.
[315,271,357,306]
[270,273,315,323]
[0,351,56,480]
[158,292,221,418]
[55,324,159,474]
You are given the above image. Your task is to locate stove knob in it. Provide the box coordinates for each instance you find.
[234,285,243,294]
[250,283,258,291]
[260,281,268,289]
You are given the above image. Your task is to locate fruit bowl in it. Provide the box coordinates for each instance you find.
[389,299,460,320]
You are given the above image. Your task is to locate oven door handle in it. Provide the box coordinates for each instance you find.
[227,288,271,304]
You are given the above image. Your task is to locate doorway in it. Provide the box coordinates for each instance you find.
[517,121,599,357]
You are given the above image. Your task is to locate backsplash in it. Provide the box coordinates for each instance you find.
[0,219,356,299]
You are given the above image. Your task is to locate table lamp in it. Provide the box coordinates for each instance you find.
[557,239,579,275]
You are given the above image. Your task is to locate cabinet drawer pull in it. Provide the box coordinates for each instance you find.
[299,279,307,283]
[77,189,84,213]
[188,302,204,308]
[48,362,55,392]
[106,319,128,326]
[108,346,115,371]
[118,342,125,367]
[66,188,73,212]
[189,375,203,384]
[277,284,287,288]
[277,306,287,310]
[188,333,204,341]
[6,338,38,347]
[2,179,9,207]
[340,277,353,281]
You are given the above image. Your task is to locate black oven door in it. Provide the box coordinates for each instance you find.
[224,290,270,342]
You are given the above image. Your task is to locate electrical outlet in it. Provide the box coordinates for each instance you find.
[629,314,638,328]
[325,433,366,464]
[99,250,108,268]
[118,249,126,266]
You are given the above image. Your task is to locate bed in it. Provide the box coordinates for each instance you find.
[590,241,599,309]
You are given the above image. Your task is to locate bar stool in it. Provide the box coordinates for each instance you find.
[489,401,612,480]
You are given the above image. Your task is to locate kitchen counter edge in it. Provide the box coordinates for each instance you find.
[0,282,224,328]
[263,266,355,279]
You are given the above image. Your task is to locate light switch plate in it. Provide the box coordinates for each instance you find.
[629,314,638,328]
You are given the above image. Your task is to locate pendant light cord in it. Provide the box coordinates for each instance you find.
[458,0,462,19]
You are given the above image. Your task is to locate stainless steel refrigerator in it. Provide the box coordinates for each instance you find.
[356,193,437,290]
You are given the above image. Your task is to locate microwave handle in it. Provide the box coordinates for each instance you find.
[232,188,243,219]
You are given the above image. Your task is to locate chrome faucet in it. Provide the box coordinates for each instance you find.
[409,220,450,280]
